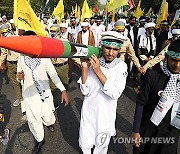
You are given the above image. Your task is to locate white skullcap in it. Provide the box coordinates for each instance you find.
[144,22,156,29]
[117,19,127,25]
[60,23,68,28]
[101,31,127,42]
[81,22,89,27]
[139,19,146,22]
[10,19,14,24]
[172,29,180,35]
[2,15,6,19]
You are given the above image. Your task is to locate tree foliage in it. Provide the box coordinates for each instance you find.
[140,0,180,13]
[0,0,99,18]
[0,0,179,18]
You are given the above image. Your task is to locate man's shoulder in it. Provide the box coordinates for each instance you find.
[116,60,127,70]
[146,68,166,79]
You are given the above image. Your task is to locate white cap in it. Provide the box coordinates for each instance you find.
[101,31,127,42]
[144,22,156,29]
[2,15,6,19]
[10,19,14,24]
[60,23,68,28]
[172,29,180,35]
[81,22,89,27]
[117,19,127,25]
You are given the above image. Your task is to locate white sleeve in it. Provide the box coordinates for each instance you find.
[77,67,94,96]
[45,59,66,92]
[16,55,23,84]
[101,63,128,100]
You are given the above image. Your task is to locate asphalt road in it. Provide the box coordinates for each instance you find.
[0,66,179,154]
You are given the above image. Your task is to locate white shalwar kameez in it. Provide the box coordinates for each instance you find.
[91,24,106,47]
[78,59,127,153]
[17,56,65,142]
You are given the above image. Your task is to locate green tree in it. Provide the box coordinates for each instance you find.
[0,0,99,18]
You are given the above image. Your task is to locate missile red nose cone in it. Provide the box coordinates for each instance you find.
[0,36,64,57]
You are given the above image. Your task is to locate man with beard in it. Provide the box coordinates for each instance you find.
[76,22,95,46]
[142,28,180,74]
[72,22,95,68]
[78,31,128,154]
[113,20,143,74]
[132,39,180,154]
[90,16,106,47]
[154,20,169,55]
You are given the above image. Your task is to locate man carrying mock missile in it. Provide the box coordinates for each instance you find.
[78,31,128,154]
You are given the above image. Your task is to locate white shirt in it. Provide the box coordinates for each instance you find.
[82,31,89,45]
[129,25,134,46]
[78,60,127,148]
[17,56,65,120]
[91,23,105,47]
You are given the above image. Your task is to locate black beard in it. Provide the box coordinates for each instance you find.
[82,30,87,33]
[105,60,112,63]
[12,28,16,31]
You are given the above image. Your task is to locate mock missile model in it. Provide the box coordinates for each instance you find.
[0,36,100,58]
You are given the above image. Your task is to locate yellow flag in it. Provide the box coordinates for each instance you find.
[72,6,75,14]
[81,0,92,21]
[75,4,78,18]
[107,0,128,12]
[13,0,46,36]
[53,0,64,24]
[133,0,144,19]
[124,10,128,17]
[111,11,116,22]
[156,0,168,29]
[170,10,180,27]
[52,0,64,24]
[147,7,152,17]
[78,6,81,18]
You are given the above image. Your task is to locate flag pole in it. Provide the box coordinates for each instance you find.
[41,0,50,19]
[104,0,109,30]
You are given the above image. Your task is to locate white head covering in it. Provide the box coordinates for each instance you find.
[10,19,14,24]
[0,23,10,32]
[144,22,156,29]
[60,23,68,28]
[172,29,180,35]
[81,22,89,27]
[2,15,6,19]
[117,19,127,25]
